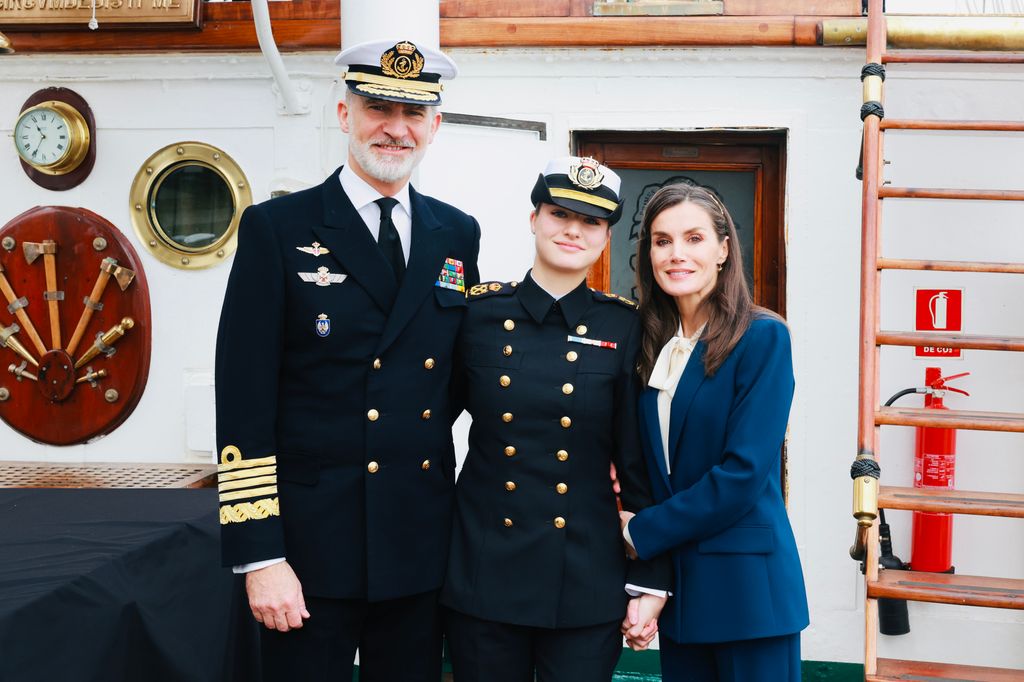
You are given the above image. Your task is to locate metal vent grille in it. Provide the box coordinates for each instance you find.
[0,462,216,489]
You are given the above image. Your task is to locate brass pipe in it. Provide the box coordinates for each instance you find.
[822,16,1024,51]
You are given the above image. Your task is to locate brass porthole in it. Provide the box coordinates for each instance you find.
[129,142,252,269]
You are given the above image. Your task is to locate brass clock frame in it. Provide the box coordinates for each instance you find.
[15,87,96,191]
[129,141,252,270]
[15,100,91,176]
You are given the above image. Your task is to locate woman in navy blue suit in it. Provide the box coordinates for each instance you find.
[619,183,808,681]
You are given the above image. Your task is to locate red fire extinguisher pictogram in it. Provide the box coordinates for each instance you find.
[910,367,969,573]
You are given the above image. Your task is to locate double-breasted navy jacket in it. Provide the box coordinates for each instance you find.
[441,275,670,628]
[628,316,809,644]
[215,167,480,601]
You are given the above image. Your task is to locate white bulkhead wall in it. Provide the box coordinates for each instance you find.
[0,45,1021,669]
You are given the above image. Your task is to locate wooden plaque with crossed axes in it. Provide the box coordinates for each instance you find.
[0,206,151,445]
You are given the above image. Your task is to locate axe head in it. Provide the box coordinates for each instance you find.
[112,266,136,291]
[22,242,42,264]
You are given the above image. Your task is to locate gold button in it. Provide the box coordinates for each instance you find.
[556,483,568,494]
[556,449,569,461]
[560,416,571,428]
[566,351,578,362]
[422,409,432,420]
[504,518,514,527]
[505,481,516,491]
[504,319,515,331]
[503,345,512,357]
[367,461,379,474]
[502,412,513,423]
[367,409,379,422]
[562,383,574,395]
[511,281,519,287]
[500,375,511,387]
[554,517,566,529]
[372,358,382,370]
[576,324,588,335]
[504,446,516,457]
[421,459,431,471]
[424,358,435,370]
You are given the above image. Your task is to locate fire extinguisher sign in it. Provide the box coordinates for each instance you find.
[914,288,963,358]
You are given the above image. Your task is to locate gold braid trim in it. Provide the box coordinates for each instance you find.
[219,465,277,482]
[354,83,438,102]
[220,497,280,525]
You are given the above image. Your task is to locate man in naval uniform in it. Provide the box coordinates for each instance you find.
[214,39,480,681]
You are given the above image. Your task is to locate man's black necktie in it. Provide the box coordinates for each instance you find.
[375,197,405,283]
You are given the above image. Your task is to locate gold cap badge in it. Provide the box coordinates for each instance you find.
[381,40,425,80]
[568,157,605,190]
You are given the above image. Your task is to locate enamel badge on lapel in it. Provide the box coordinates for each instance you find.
[298,266,347,287]
[297,242,330,257]
[435,257,465,293]
[315,313,331,337]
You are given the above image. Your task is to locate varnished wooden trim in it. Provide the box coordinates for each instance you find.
[3,12,844,52]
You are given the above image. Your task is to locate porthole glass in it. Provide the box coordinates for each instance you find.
[151,163,234,251]
[130,142,251,269]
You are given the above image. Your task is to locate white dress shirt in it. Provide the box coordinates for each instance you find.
[233,168,414,575]
[339,164,412,264]
[647,324,704,475]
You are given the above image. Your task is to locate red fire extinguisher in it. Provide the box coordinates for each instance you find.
[910,367,970,573]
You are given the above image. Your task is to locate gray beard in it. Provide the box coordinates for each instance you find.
[349,138,423,184]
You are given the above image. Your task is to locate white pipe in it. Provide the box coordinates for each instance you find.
[251,0,303,115]
[340,0,440,50]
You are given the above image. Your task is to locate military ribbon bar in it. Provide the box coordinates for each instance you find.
[567,335,617,349]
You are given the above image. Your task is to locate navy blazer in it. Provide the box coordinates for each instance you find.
[628,316,809,644]
[215,168,480,601]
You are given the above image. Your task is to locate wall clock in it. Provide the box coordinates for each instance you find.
[14,88,96,191]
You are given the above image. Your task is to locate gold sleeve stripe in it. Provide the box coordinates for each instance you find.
[218,465,277,482]
[218,454,277,473]
[220,497,279,525]
[548,187,619,211]
[219,485,278,503]
[218,475,278,493]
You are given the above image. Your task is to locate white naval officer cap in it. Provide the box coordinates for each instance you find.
[334,39,458,106]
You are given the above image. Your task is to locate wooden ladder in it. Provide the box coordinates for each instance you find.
[853,1,1024,680]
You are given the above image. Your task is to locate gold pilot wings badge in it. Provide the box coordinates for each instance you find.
[296,241,331,257]
[298,266,347,287]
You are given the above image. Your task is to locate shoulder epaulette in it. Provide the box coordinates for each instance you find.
[467,281,519,300]
[590,288,637,308]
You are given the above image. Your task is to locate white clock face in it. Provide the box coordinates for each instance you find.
[15,106,73,168]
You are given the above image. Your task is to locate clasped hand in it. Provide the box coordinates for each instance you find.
[621,593,666,651]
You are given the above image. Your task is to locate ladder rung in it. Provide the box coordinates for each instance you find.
[876,406,1024,432]
[878,258,1024,274]
[868,569,1024,609]
[879,187,1024,201]
[870,658,1024,682]
[876,330,1024,352]
[884,50,1024,64]
[881,119,1024,132]
[879,486,1024,518]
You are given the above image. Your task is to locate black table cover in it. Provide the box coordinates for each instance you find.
[0,488,259,682]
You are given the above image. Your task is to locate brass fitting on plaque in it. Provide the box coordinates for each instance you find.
[75,317,134,369]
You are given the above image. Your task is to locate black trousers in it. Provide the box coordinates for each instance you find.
[445,608,622,682]
[260,590,442,682]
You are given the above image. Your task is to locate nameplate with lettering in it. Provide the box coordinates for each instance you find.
[0,0,201,29]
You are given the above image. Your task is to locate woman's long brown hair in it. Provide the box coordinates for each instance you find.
[635,183,776,382]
